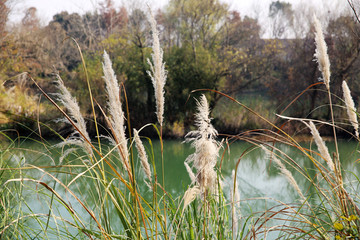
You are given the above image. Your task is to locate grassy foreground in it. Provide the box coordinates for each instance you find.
[1,12,360,240]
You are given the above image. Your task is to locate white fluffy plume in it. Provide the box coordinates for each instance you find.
[183,186,200,211]
[147,9,167,126]
[134,129,152,184]
[261,146,306,203]
[185,95,220,195]
[306,121,335,171]
[342,81,359,139]
[313,15,331,89]
[102,51,129,170]
[55,75,92,155]
[184,162,196,183]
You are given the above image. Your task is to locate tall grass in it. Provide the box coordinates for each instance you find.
[1,11,360,240]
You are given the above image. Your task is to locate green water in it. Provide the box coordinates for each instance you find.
[3,139,360,238]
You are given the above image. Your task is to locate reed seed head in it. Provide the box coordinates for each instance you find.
[307,121,335,171]
[147,8,167,126]
[102,51,129,170]
[261,146,306,202]
[185,94,220,195]
[184,162,196,183]
[134,129,152,183]
[183,186,200,211]
[55,74,92,155]
[313,15,331,89]
[342,81,359,139]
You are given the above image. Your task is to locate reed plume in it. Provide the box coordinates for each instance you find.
[184,162,196,183]
[102,51,129,170]
[55,74,92,155]
[147,9,167,126]
[342,81,359,139]
[133,129,152,185]
[262,146,306,202]
[185,94,220,195]
[306,121,335,172]
[183,186,200,211]
[313,15,331,89]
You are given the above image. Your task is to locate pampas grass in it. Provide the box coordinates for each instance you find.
[262,146,306,203]
[133,129,152,185]
[313,15,340,170]
[306,121,335,172]
[342,80,359,139]
[55,74,92,155]
[102,51,129,170]
[185,94,220,195]
[183,186,200,211]
[184,161,196,183]
[147,9,167,127]
[313,15,331,89]
[6,7,360,240]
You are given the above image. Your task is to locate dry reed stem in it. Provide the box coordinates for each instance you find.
[30,75,152,235]
[231,170,241,237]
[313,15,345,213]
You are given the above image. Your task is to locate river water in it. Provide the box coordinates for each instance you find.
[3,138,360,238]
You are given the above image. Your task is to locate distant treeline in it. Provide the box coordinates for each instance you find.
[0,0,359,138]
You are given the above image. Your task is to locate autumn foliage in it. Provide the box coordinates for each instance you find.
[0,0,359,137]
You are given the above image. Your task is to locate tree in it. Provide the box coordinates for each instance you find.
[0,0,9,37]
[223,11,260,48]
[99,0,128,36]
[165,0,228,57]
[326,15,360,111]
[221,11,273,96]
[22,7,40,29]
[269,1,294,38]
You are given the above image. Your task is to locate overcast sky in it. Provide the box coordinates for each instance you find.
[8,0,349,24]
[8,0,350,38]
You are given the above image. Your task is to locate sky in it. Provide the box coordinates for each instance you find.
[8,0,350,38]
[8,0,348,24]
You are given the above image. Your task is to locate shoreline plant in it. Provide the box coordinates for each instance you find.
[1,9,360,240]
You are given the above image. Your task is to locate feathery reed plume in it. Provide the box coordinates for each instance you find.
[231,170,241,236]
[102,51,129,169]
[147,9,167,126]
[261,146,306,203]
[55,74,92,155]
[313,15,331,89]
[306,121,335,171]
[342,81,359,139]
[185,94,220,195]
[184,162,196,183]
[133,129,152,184]
[183,186,200,211]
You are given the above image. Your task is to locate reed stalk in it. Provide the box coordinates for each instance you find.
[313,15,348,218]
